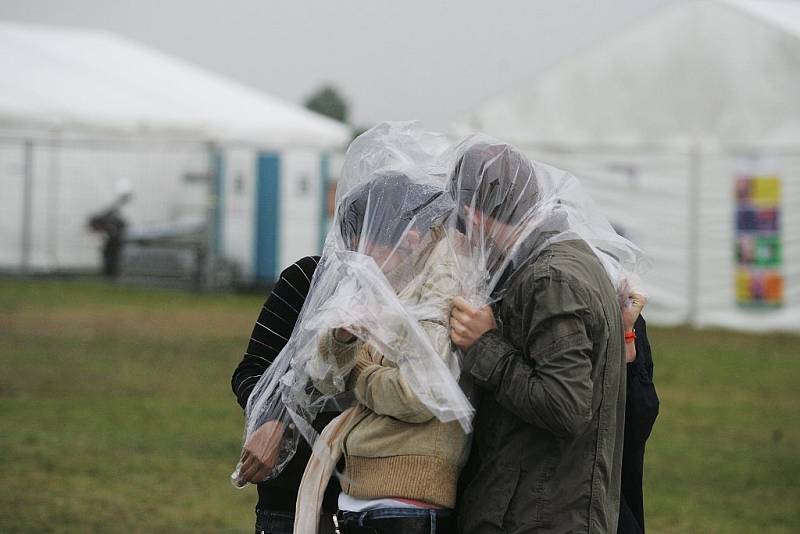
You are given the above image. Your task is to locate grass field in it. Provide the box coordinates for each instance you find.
[1,280,798,533]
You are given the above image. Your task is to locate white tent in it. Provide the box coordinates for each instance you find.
[0,22,350,282]
[0,21,348,147]
[453,0,800,332]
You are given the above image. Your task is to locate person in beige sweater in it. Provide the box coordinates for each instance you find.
[310,172,469,534]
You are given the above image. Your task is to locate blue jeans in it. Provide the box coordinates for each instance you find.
[336,508,455,534]
[255,509,336,534]
[255,510,293,534]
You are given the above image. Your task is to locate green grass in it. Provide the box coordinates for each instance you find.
[642,327,800,533]
[0,280,263,533]
[1,279,799,532]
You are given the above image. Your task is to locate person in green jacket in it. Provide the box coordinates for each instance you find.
[447,135,629,533]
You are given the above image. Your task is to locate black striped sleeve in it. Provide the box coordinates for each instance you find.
[231,256,320,409]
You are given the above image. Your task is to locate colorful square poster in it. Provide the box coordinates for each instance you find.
[735,176,783,307]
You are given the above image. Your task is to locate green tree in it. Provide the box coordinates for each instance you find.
[304,85,349,123]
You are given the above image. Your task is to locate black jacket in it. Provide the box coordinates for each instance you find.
[231,256,341,513]
[617,315,659,533]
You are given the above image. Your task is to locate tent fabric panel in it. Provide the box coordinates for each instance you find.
[221,146,258,281]
[0,144,25,268]
[528,148,693,326]
[695,151,800,332]
[279,149,324,276]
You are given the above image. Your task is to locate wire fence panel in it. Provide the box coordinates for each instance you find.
[0,136,214,286]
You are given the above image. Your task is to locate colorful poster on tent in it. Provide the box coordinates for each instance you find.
[735,176,783,307]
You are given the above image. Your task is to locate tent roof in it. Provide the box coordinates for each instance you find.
[0,22,350,148]
[452,0,800,149]
[729,0,800,40]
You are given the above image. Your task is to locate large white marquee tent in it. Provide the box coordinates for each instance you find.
[453,0,800,332]
[0,22,350,283]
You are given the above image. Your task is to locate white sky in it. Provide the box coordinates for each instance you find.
[0,0,675,130]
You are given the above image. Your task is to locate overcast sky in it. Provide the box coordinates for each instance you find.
[1,0,675,130]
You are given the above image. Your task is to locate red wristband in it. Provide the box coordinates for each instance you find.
[624,330,636,343]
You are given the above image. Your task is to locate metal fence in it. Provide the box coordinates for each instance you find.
[0,134,227,289]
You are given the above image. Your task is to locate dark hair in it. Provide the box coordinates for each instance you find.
[337,171,453,250]
[449,139,538,224]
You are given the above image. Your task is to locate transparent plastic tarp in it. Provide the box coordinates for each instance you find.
[232,122,648,487]
[447,133,648,308]
[232,122,474,486]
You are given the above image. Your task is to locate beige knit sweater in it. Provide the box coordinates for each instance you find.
[313,234,471,509]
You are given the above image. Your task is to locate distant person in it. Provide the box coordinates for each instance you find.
[618,301,659,534]
[231,256,339,534]
[87,181,132,278]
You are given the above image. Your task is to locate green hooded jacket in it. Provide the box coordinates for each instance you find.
[458,239,626,534]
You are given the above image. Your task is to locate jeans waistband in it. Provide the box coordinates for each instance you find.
[336,508,454,534]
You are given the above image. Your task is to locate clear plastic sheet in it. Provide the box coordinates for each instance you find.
[232,123,648,487]
[232,122,474,486]
[446,133,649,308]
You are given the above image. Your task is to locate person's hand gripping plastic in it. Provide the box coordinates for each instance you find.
[622,292,646,363]
[449,296,497,351]
[234,420,286,486]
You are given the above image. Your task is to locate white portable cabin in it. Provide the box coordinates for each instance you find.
[452,0,800,332]
[0,22,350,283]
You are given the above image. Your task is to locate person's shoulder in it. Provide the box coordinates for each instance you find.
[511,240,602,300]
[277,256,320,293]
[296,255,320,268]
[280,255,319,279]
[546,239,598,267]
[544,240,609,286]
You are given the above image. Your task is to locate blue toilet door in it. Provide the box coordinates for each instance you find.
[255,153,281,282]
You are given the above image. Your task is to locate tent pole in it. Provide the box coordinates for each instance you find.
[203,141,221,291]
[46,131,61,268]
[20,140,34,273]
[687,142,702,327]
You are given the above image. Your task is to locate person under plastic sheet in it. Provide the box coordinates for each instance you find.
[446,136,643,533]
[304,172,469,534]
[617,312,659,534]
[231,255,340,534]
[231,123,473,511]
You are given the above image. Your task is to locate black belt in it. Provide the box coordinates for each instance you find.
[336,512,455,534]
